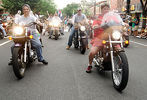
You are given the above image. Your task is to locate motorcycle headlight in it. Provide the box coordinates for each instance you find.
[51,20,60,27]
[53,22,59,27]
[112,31,121,40]
[3,23,8,26]
[80,26,86,32]
[13,26,24,35]
[49,22,53,26]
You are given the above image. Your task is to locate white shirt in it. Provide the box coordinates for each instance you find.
[16,15,37,33]
[14,14,21,24]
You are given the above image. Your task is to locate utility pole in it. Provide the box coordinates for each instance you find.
[126,0,131,14]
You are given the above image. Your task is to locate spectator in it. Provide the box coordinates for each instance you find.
[131,15,138,36]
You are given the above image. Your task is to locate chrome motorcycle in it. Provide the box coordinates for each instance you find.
[93,25,129,92]
[93,12,129,91]
[9,22,37,79]
[73,23,88,54]
[49,19,61,40]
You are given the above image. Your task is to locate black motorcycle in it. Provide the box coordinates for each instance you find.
[9,22,37,79]
[93,25,129,92]
[73,23,88,54]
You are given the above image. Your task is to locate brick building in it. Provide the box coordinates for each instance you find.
[88,0,142,16]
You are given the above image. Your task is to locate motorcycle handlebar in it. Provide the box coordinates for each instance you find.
[24,22,37,27]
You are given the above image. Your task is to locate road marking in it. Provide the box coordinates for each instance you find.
[130,40,147,47]
[0,40,11,47]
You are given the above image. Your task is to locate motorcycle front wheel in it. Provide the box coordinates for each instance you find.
[80,38,87,54]
[55,30,59,40]
[112,52,129,92]
[12,47,26,79]
[0,32,4,39]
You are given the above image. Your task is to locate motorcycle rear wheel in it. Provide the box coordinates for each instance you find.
[112,52,129,92]
[12,47,26,79]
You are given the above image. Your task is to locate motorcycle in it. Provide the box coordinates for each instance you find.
[93,12,129,92]
[73,23,88,54]
[8,22,37,79]
[48,19,61,40]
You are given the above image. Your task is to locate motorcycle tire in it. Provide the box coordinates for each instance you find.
[80,38,88,54]
[80,46,86,54]
[112,52,129,92]
[0,32,4,39]
[55,30,59,40]
[12,47,26,79]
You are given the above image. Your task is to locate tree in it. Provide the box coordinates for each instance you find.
[63,3,80,17]
[1,0,56,15]
[140,0,147,28]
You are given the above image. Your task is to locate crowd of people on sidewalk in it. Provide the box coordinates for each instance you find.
[121,13,147,39]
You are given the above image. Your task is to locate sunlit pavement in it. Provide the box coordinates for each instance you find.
[0,32,147,100]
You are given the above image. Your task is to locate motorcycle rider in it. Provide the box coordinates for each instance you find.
[49,12,62,38]
[0,19,7,37]
[86,3,125,73]
[86,3,110,73]
[8,4,48,65]
[66,8,87,50]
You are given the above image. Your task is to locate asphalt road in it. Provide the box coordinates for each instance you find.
[0,33,147,100]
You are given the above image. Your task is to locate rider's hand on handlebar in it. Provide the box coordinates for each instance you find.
[36,20,43,26]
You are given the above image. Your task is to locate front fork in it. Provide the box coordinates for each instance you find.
[24,42,27,63]
[109,35,115,73]
[109,35,124,72]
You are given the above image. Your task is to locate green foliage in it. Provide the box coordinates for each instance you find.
[1,0,56,15]
[63,3,80,17]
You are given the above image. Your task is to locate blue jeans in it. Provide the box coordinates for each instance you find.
[68,26,75,46]
[11,33,44,61]
[0,25,7,36]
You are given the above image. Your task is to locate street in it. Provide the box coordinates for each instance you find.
[0,32,147,100]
